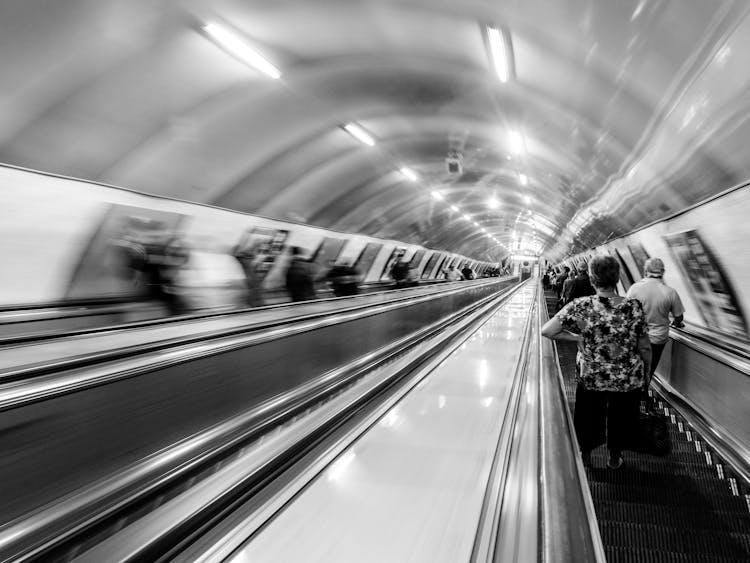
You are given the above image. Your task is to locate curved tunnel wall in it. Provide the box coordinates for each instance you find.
[0,164,495,306]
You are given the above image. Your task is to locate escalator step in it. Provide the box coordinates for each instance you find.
[600,521,750,559]
[604,545,746,563]
[587,464,724,488]
[595,500,750,534]
[589,482,749,513]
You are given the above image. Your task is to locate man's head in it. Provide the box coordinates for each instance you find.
[644,257,665,278]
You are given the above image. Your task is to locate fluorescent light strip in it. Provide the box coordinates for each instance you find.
[451,205,459,212]
[524,194,532,204]
[400,167,417,182]
[519,173,528,186]
[343,123,375,146]
[487,27,509,83]
[431,190,444,201]
[509,130,525,154]
[463,214,471,221]
[203,23,281,79]
[487,196,500,209]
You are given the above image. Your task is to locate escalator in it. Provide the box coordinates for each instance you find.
[544,291,750,562]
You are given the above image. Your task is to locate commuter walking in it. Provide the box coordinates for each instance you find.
[542,256,652,469]
[285,246,316,302]
[626,257,684,386]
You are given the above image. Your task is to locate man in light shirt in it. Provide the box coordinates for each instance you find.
[626,257,685,386]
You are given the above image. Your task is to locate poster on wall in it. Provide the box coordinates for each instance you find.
[663,229,748,340]
[612,248,635,289]
[353,242,382,278]
[65,203,187,300]
[420,252,440,279]
[235,227,290,282]
[380,247,407,280]
[626,242,651,278]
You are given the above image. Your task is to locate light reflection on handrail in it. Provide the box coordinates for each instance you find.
[537,282,606,563]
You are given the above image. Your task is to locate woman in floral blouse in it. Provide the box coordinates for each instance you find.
[542,255,652,469]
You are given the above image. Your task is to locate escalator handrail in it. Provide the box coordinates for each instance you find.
[0,277,515,381]
[0,279,516,413]
[537,283,607,563]
[669,326,750,377]
[0,278,462,336]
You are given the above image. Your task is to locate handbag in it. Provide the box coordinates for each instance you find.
[628,394,672,457]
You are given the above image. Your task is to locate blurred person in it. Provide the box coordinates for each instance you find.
[567,266,596,301]
[542,268,551,290]
[560,267,578,306]
[390,258,412,288]
[461,265,475,280]
[158,236,191,315]
[626,257,685,386]
[443,265,463,281]
[326,261,361,297]
[285,246,316,302]
[542,256,651,469]
[232,245,265,308]
[555,266,570,300]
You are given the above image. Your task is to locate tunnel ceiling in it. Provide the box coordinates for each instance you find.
[3,0,750,262]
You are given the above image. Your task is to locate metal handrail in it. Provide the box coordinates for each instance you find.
[537,282,606,563]
[669,328,750,377]
[0,277,515,381]
[0,276,506,346]
[471,285,539,562]
[33,284,527,563]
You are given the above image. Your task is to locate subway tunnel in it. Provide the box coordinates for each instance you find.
[0,1,749,561]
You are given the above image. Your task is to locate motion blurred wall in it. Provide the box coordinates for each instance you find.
[562,184,750,343]
[0,165,479,306]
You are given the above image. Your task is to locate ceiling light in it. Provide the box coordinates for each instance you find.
[463,214,471,221]
[481,228,487,233]
[400,167,417,182]
[451,205,459,212]
[487,196,500,209]
[509,130,525,154]
[524,194,532,204]
[487,27,510,83]
[343,123,375,146]
[431,190,444,201]
[473,221,479,227]
[203,23,281,79]
[519,173,528,186]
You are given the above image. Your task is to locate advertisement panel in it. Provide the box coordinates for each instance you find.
[663,229,748,339]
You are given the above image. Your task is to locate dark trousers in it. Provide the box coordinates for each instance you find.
[649,342,666,378]
[574,385,641,455]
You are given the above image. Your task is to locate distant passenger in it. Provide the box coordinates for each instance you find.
[285,246,316,302]
[626,257,684,386]
[541,256,651,469]
[461,265,475,280]
[555,266,570,300]
[326,261,361,297]
[390,258,412,288]
[560,268,578,306]
[567,267,596,302]
[232,245,264,308]
[444,265,463,281]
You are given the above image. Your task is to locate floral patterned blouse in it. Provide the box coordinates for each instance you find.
[556,296,647,392]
